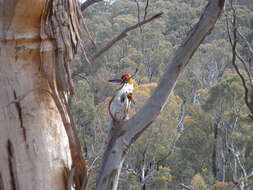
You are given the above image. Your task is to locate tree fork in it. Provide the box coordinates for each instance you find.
[96,0,225,189]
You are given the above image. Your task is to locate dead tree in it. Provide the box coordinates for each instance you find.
[226,0,253,119]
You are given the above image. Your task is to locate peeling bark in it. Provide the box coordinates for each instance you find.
[0,0,86,190]
[40,0,88,189]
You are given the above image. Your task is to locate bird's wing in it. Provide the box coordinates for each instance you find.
[110,91,130,121]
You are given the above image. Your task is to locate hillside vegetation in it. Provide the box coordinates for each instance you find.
[72,0,253,189]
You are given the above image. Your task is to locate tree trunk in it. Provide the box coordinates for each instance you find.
[96,127,127,190]
[141,183,146,190]
[0,1,86,190]
[212,122,218,179]
[96,0,225,189]
[0,43,71,190]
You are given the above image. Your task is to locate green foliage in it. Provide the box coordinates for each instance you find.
[150,166,172,189]
[72,81,97,127]
[202,76,244,112]
[72,0,253,189]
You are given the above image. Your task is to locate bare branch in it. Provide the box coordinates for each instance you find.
[226,0,253,116]
[123,168,138,177]
[96,1,225,189]
[122,0,225,145]
[83,20,96,48]
[72,12,163,78]
[228,31,250,112]
[179,183,195,190]
[88,155,101,170]
[92,12,163,60]
[235,50,252,83]
[81,0,103,11]
[247,171,253,179]
[81,45,92,65]
[134,0,143,33]
[237,29,253,57]
[227,144,250,189]
[143,0,149,21]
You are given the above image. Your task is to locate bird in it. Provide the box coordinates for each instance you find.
[108,73,135,123]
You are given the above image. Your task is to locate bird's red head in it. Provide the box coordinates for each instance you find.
[109,73,132,84]
[121,73,132,79]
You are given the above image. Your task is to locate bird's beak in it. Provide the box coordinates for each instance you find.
[108,79,123,83]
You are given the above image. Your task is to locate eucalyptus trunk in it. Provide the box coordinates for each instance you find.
[0,1,86,190]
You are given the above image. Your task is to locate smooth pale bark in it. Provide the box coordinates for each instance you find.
[0,1,72,190]
[96,0,225,189]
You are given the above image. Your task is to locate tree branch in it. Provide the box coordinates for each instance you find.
[72,12,163,78]
[92,12,163,60]
[237,28,253,57]
[81,0,103,11]
[227,144,250,189]
[179,183,195,190]
[143,0,149,20]
[134,0,143,33]
[96,1,225,189]
[235,50,252,83]
[122,0,225,146]
[225,0,253,116]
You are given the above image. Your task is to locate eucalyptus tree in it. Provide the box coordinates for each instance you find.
[0,1,87,190]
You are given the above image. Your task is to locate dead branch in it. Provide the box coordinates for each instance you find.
[227,144,252,189]
[72,12,163,78]
[92,12,163,60]
[143,0,149,20]
[226,0,253,117]
[235,50,252,82]
[226,4,252,82]
[227,20,250,110]
[82,20,96,48]
[96,1,225,189]
[134,0,143,33]
[81,0,103,11]
[237,29,253,57]
[179,184,195,190]
[120,0,225,164]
